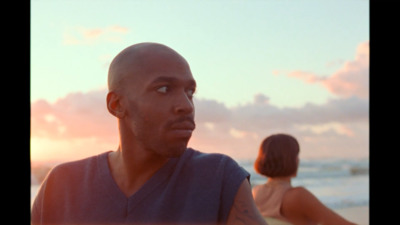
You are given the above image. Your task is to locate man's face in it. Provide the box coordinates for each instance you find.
[120,52,196,158]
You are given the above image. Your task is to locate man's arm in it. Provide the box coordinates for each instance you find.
[226,178,268,225]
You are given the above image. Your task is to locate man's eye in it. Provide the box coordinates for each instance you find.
[157,86,168,94]
[187,88,196,98]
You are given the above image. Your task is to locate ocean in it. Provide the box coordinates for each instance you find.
[31,158,369,210]
[241,158,369,210]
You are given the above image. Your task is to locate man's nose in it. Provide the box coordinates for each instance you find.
[173,91,194,115]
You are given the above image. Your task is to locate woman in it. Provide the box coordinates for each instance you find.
[252,134,356,225]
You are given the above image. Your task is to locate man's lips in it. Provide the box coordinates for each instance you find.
[169,121,196,131]
[167,116,196,130]
[167,118,196,138]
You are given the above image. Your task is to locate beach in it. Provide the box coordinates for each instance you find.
[334,205,369,225]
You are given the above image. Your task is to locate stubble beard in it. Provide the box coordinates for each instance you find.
[133,119,191,159]
[128,103,193,159]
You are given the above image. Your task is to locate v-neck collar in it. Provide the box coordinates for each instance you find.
[97,151,179,213]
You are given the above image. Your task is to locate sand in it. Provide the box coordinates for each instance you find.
[334,206,369,225]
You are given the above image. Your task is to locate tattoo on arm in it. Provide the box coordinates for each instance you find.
[231,198,261,224]
[227,179,268,225]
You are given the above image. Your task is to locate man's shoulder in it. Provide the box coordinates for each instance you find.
[186,148,234,160]
[47,151,110,181]
[185,148,236,165]
[184,148,248,177]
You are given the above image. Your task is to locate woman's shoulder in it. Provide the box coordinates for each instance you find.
[284,186,313,199]
[282,186,356,225]
[252,183,264,192]
[281,186,320,213]
[251,183,266,196]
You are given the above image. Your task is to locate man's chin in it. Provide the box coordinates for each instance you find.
[150,138,190,158]
[161,137,190,157]
[165,145,187,158]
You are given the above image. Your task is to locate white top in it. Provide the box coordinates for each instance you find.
[252,179,292,222]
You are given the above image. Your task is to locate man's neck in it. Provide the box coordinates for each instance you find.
[107,146,169,197]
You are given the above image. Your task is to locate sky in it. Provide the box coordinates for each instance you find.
[31,0,369,164]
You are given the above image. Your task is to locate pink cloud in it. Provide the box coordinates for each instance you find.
[283,41,369,99]
[63,25,130,45]
[83,28,104,39]
[322,41,369,98]
[31,89,118,142]
[110,25,129,33]
[31,88,368,162]
[287,70,324,83]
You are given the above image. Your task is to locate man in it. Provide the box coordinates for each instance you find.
[31,43,268,225]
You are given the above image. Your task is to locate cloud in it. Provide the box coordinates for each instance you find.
[190,94,368,159]
[31,88,118,142]
[109,25,129,33]
[283,41,369,99]
[30,86,368,162]
[324,41,369,98]
[287,70,324,83]
[63,25,129,45]
[295,122,355,137]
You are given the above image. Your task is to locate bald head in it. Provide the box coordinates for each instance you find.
[107,42,190,92]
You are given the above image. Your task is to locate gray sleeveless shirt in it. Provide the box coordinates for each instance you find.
[32,148,249,225]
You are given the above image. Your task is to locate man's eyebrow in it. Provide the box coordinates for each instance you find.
[149,76,197,86]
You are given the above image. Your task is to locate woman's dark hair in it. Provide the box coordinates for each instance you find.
[254,133,300,178]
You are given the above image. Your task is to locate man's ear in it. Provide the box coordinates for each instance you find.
[106,91,125,118]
